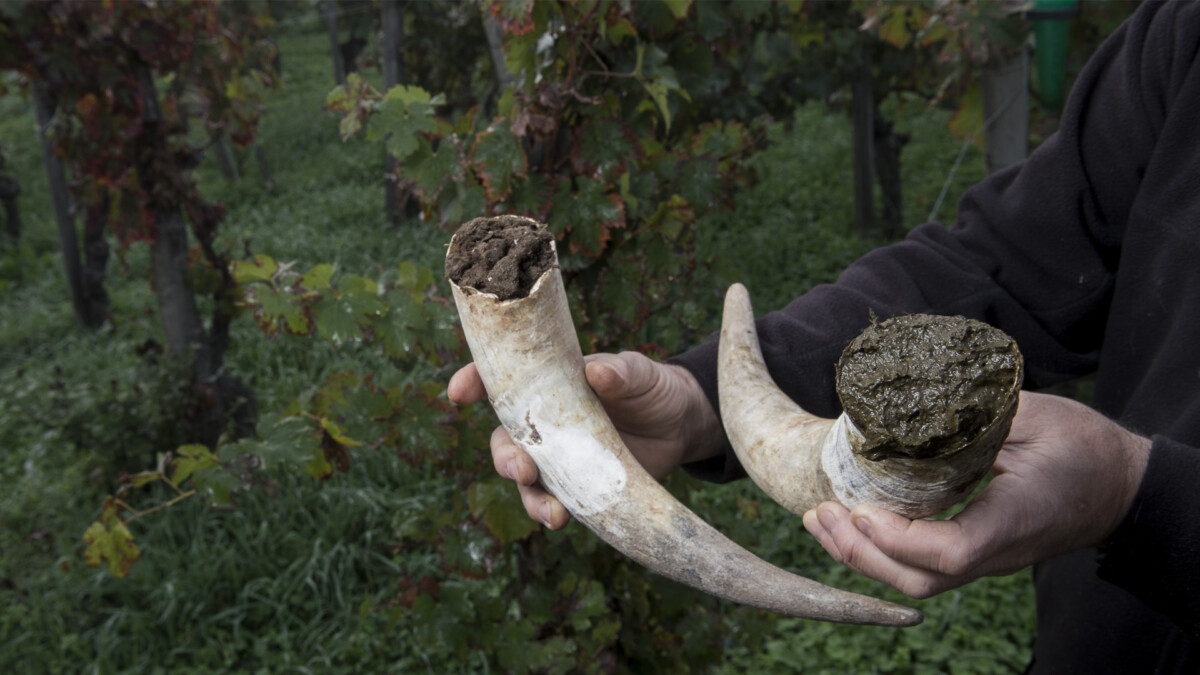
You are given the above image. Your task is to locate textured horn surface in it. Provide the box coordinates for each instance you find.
[718,283,1020,520]
[447,218,922,626]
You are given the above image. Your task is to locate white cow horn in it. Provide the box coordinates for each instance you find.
[447,217,922,626]
[718,283,1022,520]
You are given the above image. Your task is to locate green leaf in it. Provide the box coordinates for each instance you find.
[949,82,984,146]
[192,467,241,506]
[340,113,364,142]
[371,85,438,160]
[437,181,488,229]
[169,444,220,486]
[225,415,318,472]
[677,157,720,211]
[118,470,161,489]
[253,284,310,336]
[467,476,539,544]
[320,417,362,447]
[663,0,692,20]
[230,254,279,284]
[312,276,383,342]
[573,118,635,176]
[382,83,433,107]
[375,289,429,360]
[301,263,334,291]
[395,261,434,292]
[403,136,458,200]
[471,123,527,201]
[548,176,625,257]
[83,499,140,577]
[306,447,333,480]
[509,173,554,219]
[324,83,350,112]
[640,77,674,132]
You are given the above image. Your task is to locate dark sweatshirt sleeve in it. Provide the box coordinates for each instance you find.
[1099,437,1200,639]
[671,0,1192,483]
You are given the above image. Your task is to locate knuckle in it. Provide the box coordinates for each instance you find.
[937,546,976,577]
[904,578,942,600]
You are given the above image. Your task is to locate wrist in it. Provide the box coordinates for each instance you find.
[1113,425,1152,534]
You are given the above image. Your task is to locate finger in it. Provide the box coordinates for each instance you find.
[447,363,487,405]
[585,352,640,399]
[518,482,570,530]
[491,426,539,486]
[813,502,960,598]
[850,492,1014,579]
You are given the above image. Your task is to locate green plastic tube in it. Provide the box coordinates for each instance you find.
[1029,0,1079,111]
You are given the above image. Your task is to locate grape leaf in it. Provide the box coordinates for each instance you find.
[252,284,310,336]
[548,176,625,257]
[230,254,279,284]
[404,136,459,201]
[437,181,488,230]
[395,261,434,292]
[471,123,527,202]
[312,276,383,342]
[509,173,553,220]
[370,85,439,160]
[663,0,693,19]
[169,444,219,486]
[468,476,539,544]
[221,415,318,472]
[375,289,429,361]
[677,157,719,211]
[301,263,334,291]
[320,417,362,447]
[192,467,241,506]
[83,499,141,577]
[306,447,333,480]
[572,118,635,176]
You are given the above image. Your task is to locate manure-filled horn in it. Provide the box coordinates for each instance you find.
[718,283,1022,520]
[446,216,922,626]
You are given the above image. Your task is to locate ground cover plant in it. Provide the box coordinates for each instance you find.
[0,3,1053,672]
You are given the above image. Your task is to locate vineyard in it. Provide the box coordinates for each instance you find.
[0,1,1134,672]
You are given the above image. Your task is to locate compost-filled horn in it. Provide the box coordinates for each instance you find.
[717,283,1022,520]
[446,216,922,627]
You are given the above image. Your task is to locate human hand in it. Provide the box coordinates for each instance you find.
[802,391,1152,598]
[446,351,722,530]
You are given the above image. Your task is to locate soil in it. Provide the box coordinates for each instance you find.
[445,216,557,300]
[835,314,1022,462]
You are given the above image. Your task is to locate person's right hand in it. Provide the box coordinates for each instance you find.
[446,351,723,529]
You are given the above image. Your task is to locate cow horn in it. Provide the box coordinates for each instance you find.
[447,217,922,627]
[717,283,1022,520]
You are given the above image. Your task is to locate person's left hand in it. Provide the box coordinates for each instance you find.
[802,391,1152,598]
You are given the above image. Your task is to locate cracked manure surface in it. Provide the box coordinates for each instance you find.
[835,314,1022,462]
[446,216,556,300]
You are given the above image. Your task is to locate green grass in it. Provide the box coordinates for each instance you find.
[0,11,1030,674]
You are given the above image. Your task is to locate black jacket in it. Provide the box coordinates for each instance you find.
[672,2,1200,671]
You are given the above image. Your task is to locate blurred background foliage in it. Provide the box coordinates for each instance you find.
[1,0,1136,671]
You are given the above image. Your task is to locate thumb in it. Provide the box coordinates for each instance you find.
[585,352,655,400]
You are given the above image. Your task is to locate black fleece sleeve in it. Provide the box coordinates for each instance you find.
[671,0,1189,483]
[1098,437,1200,639]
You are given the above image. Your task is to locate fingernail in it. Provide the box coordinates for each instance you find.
[539,502,552,528]
[803,510,825,540]
[505,460,518,482]
[854,516,873,537]
[817,506,837,531]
